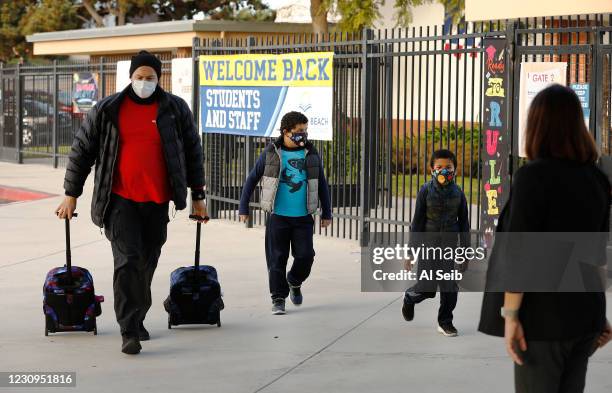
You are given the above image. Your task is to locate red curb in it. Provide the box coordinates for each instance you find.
[0,185,57,202]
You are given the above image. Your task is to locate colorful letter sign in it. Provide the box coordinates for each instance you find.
[481,38,510,242]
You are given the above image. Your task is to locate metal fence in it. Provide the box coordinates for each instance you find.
[0,56,180,167]
[194,25,495,244]
[1,15,611,245]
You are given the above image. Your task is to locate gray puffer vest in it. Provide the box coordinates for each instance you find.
[259,141,320,214]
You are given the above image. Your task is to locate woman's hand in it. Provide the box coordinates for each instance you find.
[505,316,527,366]
[598,320,611,348]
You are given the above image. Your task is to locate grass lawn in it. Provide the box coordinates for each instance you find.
[391,174,481,205]
[22,145,71,159]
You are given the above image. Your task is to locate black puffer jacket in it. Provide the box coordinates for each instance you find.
[63,85,204,228]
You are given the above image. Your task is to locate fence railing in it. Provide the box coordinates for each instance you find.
[1,15,611,245]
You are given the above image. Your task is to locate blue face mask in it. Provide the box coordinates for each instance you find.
[289,132,308,146]
[432,168,454,186]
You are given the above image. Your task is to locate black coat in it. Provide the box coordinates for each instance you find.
[63,85,204,228]
[478,158,609,340]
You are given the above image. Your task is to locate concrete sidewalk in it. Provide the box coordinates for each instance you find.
[0,162,610,393]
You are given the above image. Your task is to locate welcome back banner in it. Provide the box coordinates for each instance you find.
[198,52,334,140]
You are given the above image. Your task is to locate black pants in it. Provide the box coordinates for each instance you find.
[514,334,598,393]
[404,258,458,325]
[265,214,315,300]
[104,193,169,336]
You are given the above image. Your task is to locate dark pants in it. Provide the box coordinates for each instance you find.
[104,193,169,336]
[404,257,458,325]
[265,214,315,300]
[514,334,598,393]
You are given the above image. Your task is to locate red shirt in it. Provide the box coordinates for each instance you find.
[112,96,172,203]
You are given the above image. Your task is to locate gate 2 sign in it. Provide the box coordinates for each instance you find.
[198,52,334,140]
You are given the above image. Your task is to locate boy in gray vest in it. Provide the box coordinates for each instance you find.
[239,111,332,314]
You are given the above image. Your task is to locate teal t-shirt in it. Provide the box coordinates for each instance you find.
[273,148,308,217]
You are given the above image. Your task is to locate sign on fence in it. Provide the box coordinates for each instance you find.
[481,38,511,245]
[570,83,590,128]
[518,62,567,157]
[116,61,131,92]
[198,52,334,140]
[171,58,193,111]
[72,72,98,114]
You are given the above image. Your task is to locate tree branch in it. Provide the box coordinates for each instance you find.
[81,0,105,27]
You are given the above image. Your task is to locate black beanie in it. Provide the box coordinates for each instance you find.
[129,50,162,79]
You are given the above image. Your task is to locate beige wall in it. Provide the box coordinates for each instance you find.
[33,32,197,55]
[466,0,612,21]
[32,31,311,56]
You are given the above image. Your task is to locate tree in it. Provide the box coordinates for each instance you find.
[314,0,465,34]
[0,0,36,62]
[80,0,274,26]
[0,0,275,62]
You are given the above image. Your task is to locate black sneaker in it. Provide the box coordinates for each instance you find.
[402,301,415,321]
[271,298,286,315]
[437,323,458,337]
[138,323,150,341]
[289,285,303,306]
[121,335,142,355]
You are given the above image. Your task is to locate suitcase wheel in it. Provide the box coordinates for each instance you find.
[93,320,97,336]
[167,316,172,330]
[217,318,221,328]
[44,327,48,337]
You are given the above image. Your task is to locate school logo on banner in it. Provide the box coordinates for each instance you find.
[199,52,334,140]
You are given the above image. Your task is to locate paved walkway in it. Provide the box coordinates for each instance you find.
[0,162,610,393]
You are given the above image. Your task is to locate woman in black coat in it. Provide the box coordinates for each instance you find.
[479,84,611,393]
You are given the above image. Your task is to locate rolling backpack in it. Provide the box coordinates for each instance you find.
[43,213,104,335]
[164,215,223,329]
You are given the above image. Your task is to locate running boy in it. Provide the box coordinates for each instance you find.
[239,111,332,315]
[402,149,470,336]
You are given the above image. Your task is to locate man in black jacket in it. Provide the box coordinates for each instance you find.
[55,51,208,355]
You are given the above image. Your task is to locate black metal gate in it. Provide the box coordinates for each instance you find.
[1,15,611,245]
[193,24,500,244]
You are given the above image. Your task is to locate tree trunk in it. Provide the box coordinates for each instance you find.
[82,0,105,27]
[310,0,329,36]
[118,11,126,26]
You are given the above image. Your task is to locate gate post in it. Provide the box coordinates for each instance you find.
[359,28,374,247]
[479,26,514,245]
[99,56,106,97]
[593,27,603,143]
[0,62,4,155]
[245,36,256,228]
[15,62,22,164]
[188,38,200,218]
[52,60,58,168]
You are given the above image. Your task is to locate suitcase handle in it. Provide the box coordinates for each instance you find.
[188,214,209,293]
[188,215,208,269]
[57,212,78,284]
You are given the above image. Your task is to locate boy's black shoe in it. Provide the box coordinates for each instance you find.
[437,323,458,337]
[121,334,142,355]
[271,298,286,315]
[402,301,415,321]
[289,285,303,306]
[138,323,150,341]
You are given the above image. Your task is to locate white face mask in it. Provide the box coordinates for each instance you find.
[131,79,157,99]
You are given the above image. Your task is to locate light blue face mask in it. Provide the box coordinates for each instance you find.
[132,80,157,99]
